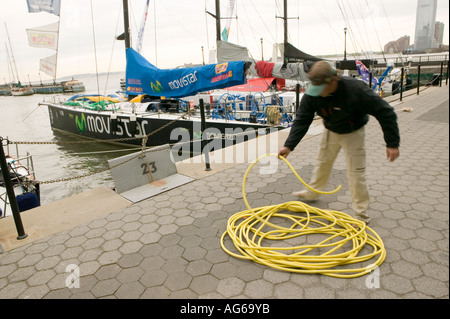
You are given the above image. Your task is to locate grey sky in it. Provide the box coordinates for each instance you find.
[1,0,448,82]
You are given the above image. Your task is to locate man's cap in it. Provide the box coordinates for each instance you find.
[305,60,337,97]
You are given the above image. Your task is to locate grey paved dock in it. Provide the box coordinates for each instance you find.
[0,86,448,301]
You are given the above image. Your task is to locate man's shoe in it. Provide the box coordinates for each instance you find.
[292,190,318,202]
[355,212,371,225]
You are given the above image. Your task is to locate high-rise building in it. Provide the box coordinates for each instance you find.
[414,0,437,50]
[384,36,411,53]
[434,21,445,46]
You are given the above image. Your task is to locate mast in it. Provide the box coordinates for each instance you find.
[283,0,288,46]
[215,0,221,42]
[206,0,221,43]
[5,43,16,83]
[123,0,131,49]
[276,0,298,62]
[4,23,20,83]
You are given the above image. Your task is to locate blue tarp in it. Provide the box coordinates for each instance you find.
[125,48,247,98]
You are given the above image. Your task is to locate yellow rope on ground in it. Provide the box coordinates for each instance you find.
[220,154,386,278]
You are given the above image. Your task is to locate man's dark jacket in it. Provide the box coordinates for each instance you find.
[284,76,400,150]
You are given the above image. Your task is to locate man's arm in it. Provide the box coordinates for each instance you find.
[282,95,316,152]
[358,84,400,148]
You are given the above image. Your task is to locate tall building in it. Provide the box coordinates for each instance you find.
[384,36,411,53]
[434,21,445,46]
[414,0,437,50]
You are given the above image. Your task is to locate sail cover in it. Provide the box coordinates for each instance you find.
[126,48,247,98]
[282,43,321,63]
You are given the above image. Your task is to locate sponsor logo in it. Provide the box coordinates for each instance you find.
[151,80,163,93]
[74,113,149,138]
[127,78,142,85]
[215,62,228,74]
[127,86,143,93]
[168,71,198,91]
[75,113,86,132]
[211,71,232,83]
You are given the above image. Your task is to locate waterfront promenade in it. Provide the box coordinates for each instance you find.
[0,85,448,301]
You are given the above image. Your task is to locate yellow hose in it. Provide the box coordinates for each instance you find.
[220,154,386,278]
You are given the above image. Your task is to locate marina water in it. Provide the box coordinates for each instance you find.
[0,72,144,206]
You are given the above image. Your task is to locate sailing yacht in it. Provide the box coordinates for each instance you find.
[41,0,295,153]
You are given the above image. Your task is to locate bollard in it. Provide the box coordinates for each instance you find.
[0,137,28,240]
[199,99,211,171]
[400,67,404,102]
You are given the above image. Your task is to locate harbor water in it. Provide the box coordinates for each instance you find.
[0,72,143,206]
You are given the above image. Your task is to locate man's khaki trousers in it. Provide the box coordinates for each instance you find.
[302,126,370,219]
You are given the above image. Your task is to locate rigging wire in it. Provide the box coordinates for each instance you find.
[336,0,364,60]
[379,0,405,64]
[363,0,387,62]
[104,3,123,96]
[341,0,368,59]
[89,0,100,97]
[303,0,343,57]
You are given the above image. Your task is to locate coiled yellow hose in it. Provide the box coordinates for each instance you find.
[220,154,386,278]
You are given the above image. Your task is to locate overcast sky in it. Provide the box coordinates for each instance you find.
[1,0,449,83]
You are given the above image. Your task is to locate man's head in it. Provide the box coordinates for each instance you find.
[305,60,338,97]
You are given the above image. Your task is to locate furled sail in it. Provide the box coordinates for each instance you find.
[216,40,311,81]
[125,48,248,98]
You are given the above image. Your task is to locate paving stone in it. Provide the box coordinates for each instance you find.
[0,88,448,301]
[244,279,274,298]
[91,278,121,298]
[216,277,245,298]
[273,282,304,299]
[190,274,219,295]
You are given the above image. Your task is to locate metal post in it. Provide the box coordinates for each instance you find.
[446,60,449,85]
[0,137,27,240]
[400,67,404,101]
[417,64,421,95]
[439,61,443,87]
[343,27,347,61]
[199,99,211,171]
[283,0,288,47]
[295,83,300,113]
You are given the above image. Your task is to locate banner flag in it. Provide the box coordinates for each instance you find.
[221,0,236,41]
[27,0,61,16]
[40,54,57,77]
[135,0,150,53]
[355,59,379,89]
[26,22,59,50]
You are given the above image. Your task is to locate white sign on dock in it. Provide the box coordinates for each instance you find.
[108,144,194,203]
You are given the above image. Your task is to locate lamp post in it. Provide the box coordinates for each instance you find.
[344,27,347,61]
[260,38,264,61]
